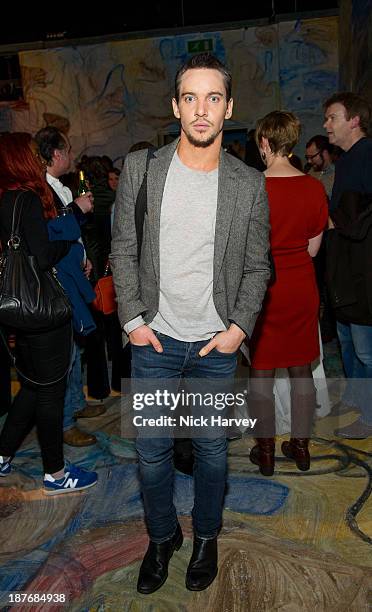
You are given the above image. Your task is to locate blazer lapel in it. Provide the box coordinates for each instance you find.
[146,139,179,282]
[214,151,239,282]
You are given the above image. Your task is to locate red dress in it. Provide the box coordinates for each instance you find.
[250,175,328,369]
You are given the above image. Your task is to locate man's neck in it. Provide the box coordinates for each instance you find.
[177,135,221,172]
[342,131,365,152]
[321,160,332,171]
[47,166,60,179]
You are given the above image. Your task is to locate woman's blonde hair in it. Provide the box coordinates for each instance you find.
[255,111,301,156]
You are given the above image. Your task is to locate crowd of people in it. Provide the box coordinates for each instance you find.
[0,52,371,593]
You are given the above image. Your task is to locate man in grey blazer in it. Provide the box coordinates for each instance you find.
[110,53,270,594]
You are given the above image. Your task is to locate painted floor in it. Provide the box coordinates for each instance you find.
[0,342,371,611]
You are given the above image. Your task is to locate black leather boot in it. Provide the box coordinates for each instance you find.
[137,523,183,594]
[185,536,218,591]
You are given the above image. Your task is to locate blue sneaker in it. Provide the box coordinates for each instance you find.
[43,463,98,495]
[0,456,12,477]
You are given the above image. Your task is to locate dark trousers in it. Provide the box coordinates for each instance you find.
[314,235,336,340]
[0,333,11,416]
[85,309,110,399]
[108,313,131,392]
[0,323,72,473]
[82,214,111,282]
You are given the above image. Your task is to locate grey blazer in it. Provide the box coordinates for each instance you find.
[110,139,271,345]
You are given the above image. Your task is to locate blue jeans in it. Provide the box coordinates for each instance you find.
[337,321,372,425]
[132,332,237,543]
[63,342,86,431]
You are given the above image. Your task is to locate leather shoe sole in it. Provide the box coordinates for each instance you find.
[137,572,168,595]
[281,441,310,471]
[186,567,218,591]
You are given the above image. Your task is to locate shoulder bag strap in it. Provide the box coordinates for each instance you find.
[8,192,24,248]
[0,325,73,387]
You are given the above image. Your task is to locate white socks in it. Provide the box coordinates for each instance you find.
[45,468,65,481]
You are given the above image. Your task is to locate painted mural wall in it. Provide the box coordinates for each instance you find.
[5,16,338,165]
[351,0,372,102]
[339,0,372,102]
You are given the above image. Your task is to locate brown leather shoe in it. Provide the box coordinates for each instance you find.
[282,438,310,471]
[63,427,97,447]
[74,403,106,419]
[249,438,275,476]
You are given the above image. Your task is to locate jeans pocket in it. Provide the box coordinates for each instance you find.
[213,347,238,357]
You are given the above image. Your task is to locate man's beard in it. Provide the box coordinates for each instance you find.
[313,154,325,172]
[182,125,222,148]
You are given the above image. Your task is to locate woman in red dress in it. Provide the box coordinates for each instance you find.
[249,111,328,476]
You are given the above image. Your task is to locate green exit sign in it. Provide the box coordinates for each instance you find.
[187,39,214,53]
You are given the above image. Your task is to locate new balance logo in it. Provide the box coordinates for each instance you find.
[64,477,78,488]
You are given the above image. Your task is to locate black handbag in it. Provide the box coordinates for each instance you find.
[0,192,72,332]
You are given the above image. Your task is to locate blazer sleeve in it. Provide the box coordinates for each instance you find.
[22,193,71,270]
[229,173,271,338]
[110,153,148,328]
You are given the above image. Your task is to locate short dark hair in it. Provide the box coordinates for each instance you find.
[34,126,68,165]
[306,134,333,154]
[174,52,232,103]
[255,111,301,156]
[323,92,371,134]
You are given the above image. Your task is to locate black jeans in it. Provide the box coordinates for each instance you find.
[107,313,131,392]
[85,309,110,399]
[0,333,11,416]
[0,323,72,474]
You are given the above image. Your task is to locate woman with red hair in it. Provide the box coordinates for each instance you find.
[0,132,97,494]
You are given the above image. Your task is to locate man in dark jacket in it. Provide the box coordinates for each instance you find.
[324,92,372,438]
[35,126,106,447]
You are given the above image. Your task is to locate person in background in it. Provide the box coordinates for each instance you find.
[249,111,328,477]
[305,134,336,344]
[288,153,303,172]
[0,132,97,493]
[305,134,335,198]
[0,323,11,417]
[323,91,372,438]
[101,154,114,173]
[35,126,105,448]
[79,156,115,282]
[0,237,11,417]
[108,167,120,192]
[245,128,266,171]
